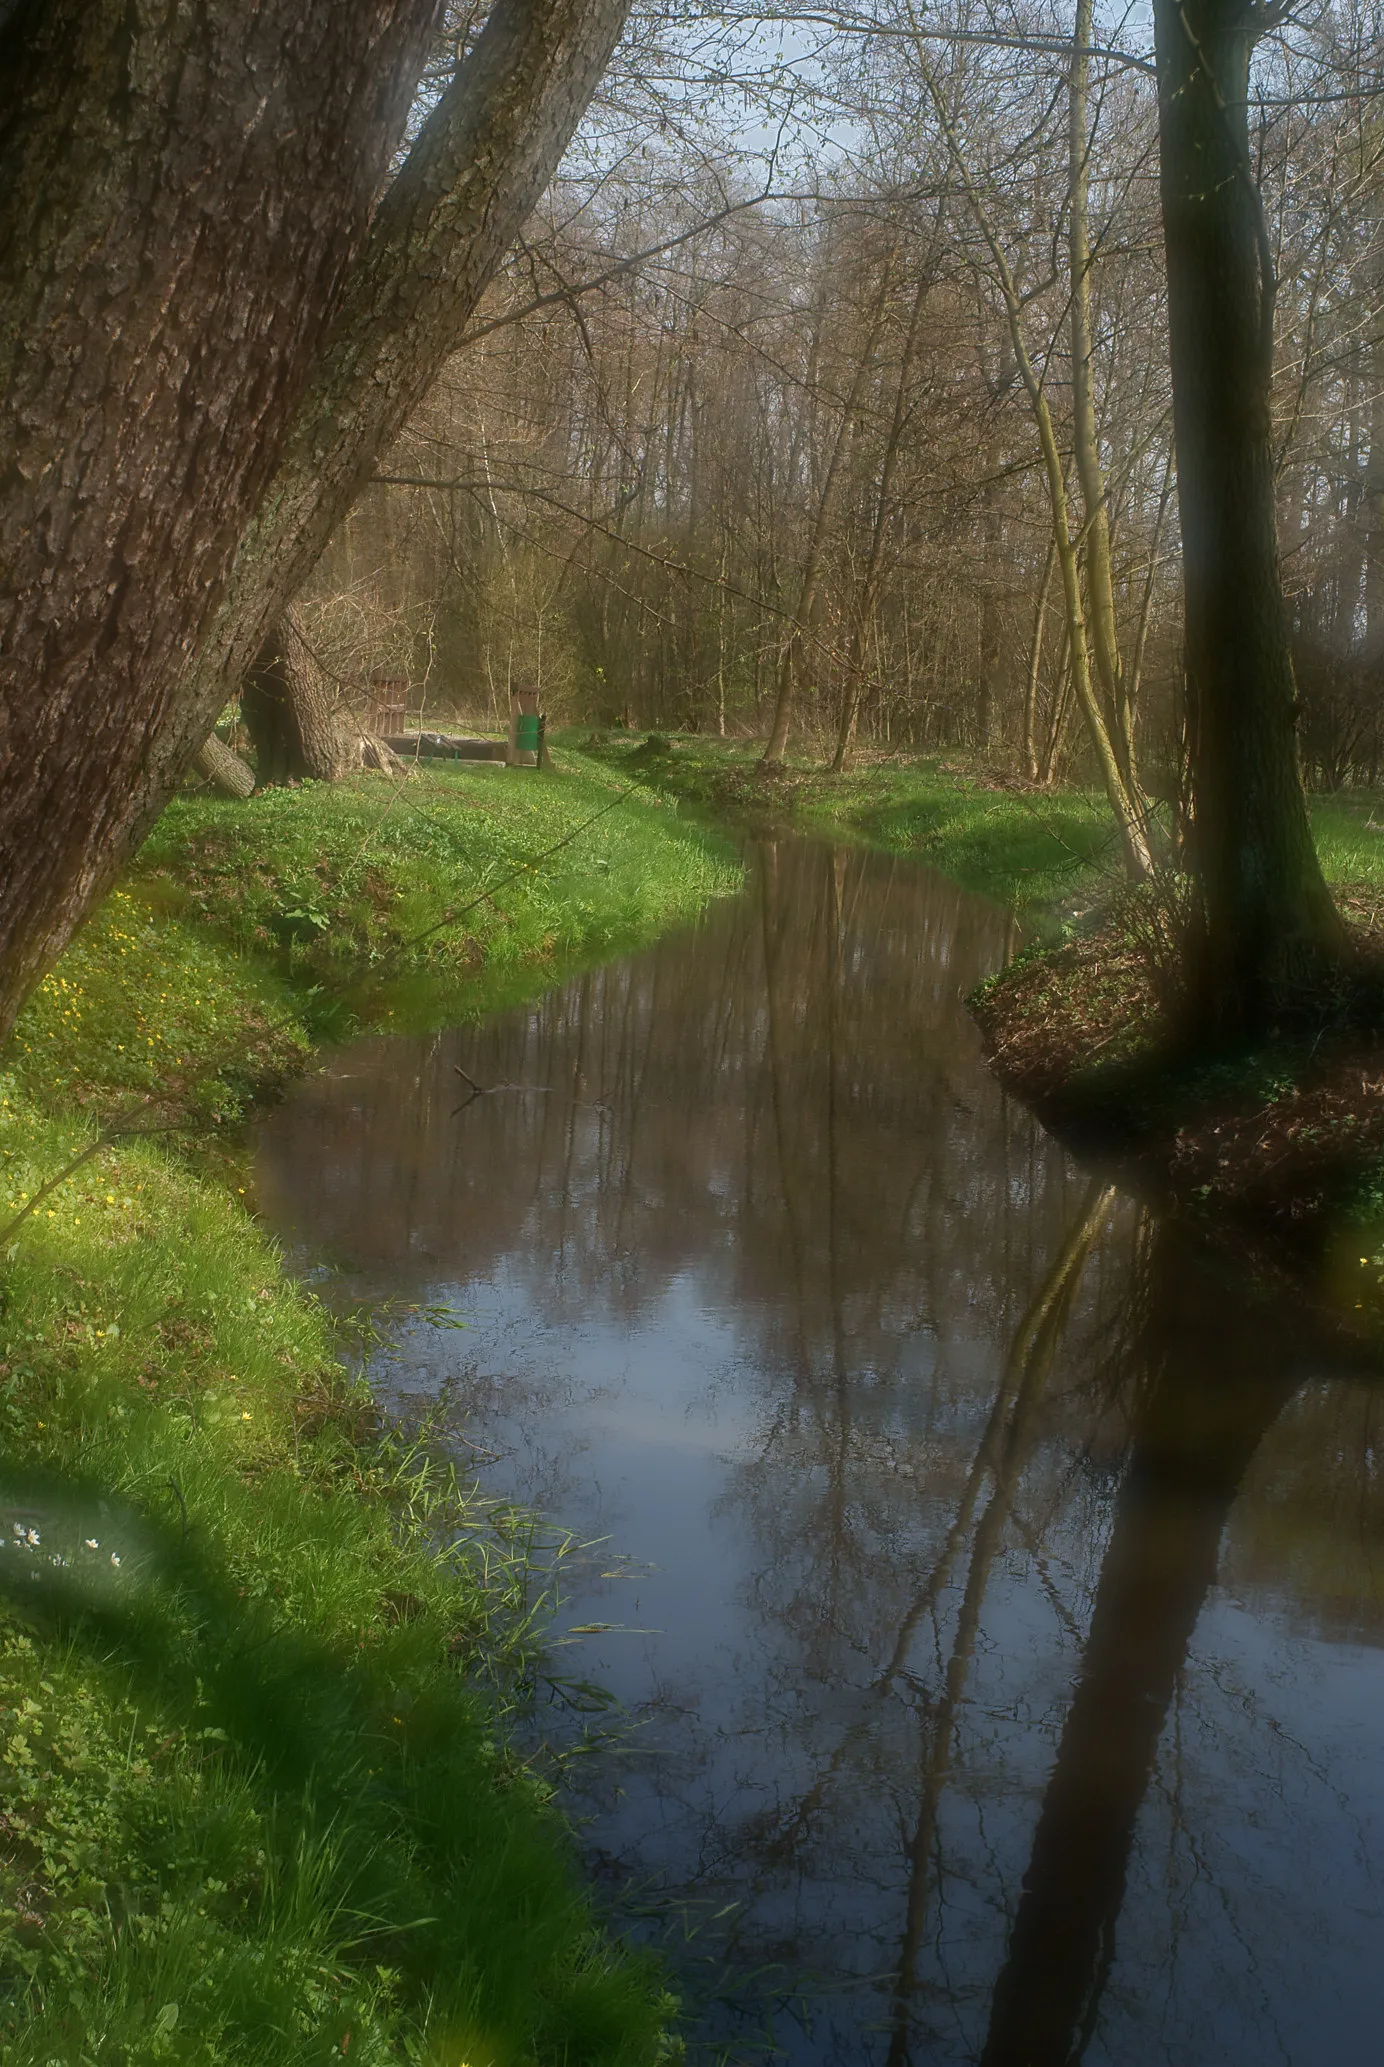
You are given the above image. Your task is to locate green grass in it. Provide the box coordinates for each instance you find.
[137,758,740,1030]
[569,734,1122,919]
[574,732,1384,923]
[5,758,739,1125]
[0,1086,673,2066]
[1303,790,1384,898]
[6,885,315,1127]
[0,758,742,2065]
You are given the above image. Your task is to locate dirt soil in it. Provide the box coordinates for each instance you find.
[973,906,1384,1247]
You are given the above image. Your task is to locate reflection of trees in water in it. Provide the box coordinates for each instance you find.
[260,841,1384,2064]
[699,1211,1384,2064]
[260,839,1090,1374]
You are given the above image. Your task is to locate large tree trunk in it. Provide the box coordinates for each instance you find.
[0,0,630,1044]
[1153,0,1345,1040]
[0,0,443,1040]
[242,615,405,783]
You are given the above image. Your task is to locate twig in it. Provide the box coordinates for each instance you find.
[388,787,636,959]
[0,1105,177,1249]
[167,1476,189,1547]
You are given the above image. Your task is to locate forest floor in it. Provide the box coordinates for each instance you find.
[579,730,1384,1263]
[0,757,737,2067]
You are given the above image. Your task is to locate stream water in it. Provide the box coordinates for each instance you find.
[257,838,1384,2066]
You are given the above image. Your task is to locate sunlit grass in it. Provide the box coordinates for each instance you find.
[6,760,741,1119]
[0,1083,674,2065]
[8,887,312,1124]
[0,762,735,2065]
[137,759,740,1027]
[573,731,1384,921]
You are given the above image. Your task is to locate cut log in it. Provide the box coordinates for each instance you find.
[192,733,255,799]
[381,733,506,761]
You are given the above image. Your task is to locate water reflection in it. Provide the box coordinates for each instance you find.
[258,840,1384,2065]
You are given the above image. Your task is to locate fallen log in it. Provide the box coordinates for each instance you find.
[192,733,255,798]
[382,733,507,762]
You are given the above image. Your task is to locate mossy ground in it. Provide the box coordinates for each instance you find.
[0,757,737,2066]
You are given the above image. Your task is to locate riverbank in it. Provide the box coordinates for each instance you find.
[577,731,1384,1256]
[970,893,1384,1277]
[0,758,737,2064]
[571,732,1119,923]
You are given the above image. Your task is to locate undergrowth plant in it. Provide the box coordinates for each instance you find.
[0,1085,676,2066]
[0,760,735,2065]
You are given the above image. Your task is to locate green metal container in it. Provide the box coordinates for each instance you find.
[514,712,542,755]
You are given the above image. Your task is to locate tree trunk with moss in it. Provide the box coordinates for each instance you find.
[1153,0,1345,1040]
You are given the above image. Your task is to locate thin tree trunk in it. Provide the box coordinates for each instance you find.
[1023,539,1058,783]
[764,260,894,765]
[1069,0,1138,793]
[832,253,939,772]
[913,37,1154,882]
[1365,317,1384,660]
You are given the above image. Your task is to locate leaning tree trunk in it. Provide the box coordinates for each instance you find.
[242,614,404,783]
[0,0,631,1045]
[0,0,444,1043]
[1153,0,1345,1041]
[192,734,256,800]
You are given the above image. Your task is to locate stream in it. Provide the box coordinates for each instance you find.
[257,837,1384,2065]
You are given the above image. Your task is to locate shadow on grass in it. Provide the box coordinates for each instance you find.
[0,1451,671,2067]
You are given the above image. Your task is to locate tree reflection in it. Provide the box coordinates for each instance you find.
[886,1179,1116,2066]
[257,838,1384,2064]
[978,1229,1306,2065]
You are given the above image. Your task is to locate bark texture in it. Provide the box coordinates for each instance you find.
[1153,0,1344,1037]
[0,0,443,1035]
[192,734,256,800]
[180,0,631,764]
[0,0,630,1041]
[242,615,404,783]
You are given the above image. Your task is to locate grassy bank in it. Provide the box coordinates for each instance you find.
[0,759,739,2064]
[578,731,1384,1245]
[7,757,739,1126]
[577,732,1384,931]
[571,733,1120,920]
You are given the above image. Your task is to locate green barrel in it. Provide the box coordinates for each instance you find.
[514,713,542,754]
